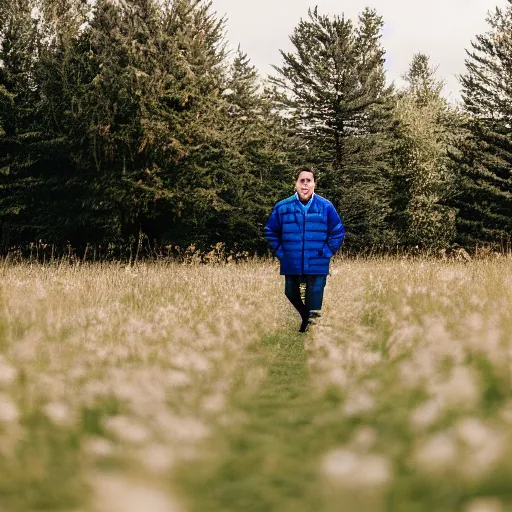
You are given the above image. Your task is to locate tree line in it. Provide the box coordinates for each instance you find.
[0,0,511,258]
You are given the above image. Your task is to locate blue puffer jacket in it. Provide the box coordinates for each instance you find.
[264,194,345,276]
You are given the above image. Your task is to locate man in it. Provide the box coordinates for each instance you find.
[265,167,345,332]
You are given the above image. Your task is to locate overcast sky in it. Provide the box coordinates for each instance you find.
[210,0,509,103]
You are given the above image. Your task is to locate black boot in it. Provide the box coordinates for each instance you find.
[298,312,310,333]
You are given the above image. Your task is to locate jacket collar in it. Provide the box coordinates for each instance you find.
[294,192,315,211]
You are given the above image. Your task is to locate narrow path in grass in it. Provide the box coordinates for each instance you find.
[176,330,343,512]
[174,261,512,512]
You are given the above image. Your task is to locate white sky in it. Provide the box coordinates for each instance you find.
[210,0,510,103]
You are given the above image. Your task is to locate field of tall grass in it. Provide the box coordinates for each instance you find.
[0,257,511,512]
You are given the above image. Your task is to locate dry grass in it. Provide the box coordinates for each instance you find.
[0,258,511,511]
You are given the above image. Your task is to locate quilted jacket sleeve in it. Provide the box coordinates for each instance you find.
[322,203,345,258]
[264,206,284,258]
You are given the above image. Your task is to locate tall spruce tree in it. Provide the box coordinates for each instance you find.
[453,5,512,250]
[0,0,44,245]
[391,53,459,250]
[271,7,395,249]
[34,0,232,250]
[218,47,293,251]
[0,0,109,248]
[0,0,298,255]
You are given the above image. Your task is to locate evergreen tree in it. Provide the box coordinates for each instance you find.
[218,47,293,251]
[0,0,43,245]
[271,7,396,249]
[453,6,512,250]
[35,0,232,250]
[145,0,249,250]
[0,0,300,255]
[391,53,459,250]
[0,0,98,248]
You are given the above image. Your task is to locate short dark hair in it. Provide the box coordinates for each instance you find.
[295,166,316,180]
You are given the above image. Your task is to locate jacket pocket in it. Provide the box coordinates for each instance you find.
[319,244,333,259]
[275,245,284,259]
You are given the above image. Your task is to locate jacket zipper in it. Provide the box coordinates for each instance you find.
[302,209,306,274]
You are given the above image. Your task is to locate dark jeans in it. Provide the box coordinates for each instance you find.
[284,275,327,318]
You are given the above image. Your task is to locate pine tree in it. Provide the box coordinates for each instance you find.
[270,7,396,249]
[217,47,293,251]
[36,0,232,250]
[0,0,104,248]
[391,53,460,250]
[0,0,297,255]
[453,6,512,250]
[0,0,43,245]
[145,0,237,249]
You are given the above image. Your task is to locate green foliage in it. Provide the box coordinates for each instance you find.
[0,412,86,511]
[391,53,461,250]
[0,1,508,254]
[218,47,294,251]
[0,0,293,253]
[271,7,396,250]
[0,0,45,245]
[452,6,512,250]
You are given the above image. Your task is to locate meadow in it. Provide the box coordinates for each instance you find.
[0,257,511,512]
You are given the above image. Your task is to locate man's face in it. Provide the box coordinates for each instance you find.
[295,171,315,202]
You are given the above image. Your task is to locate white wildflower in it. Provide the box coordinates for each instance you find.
[456,417,493,448]
[456,418,505,478]
[466,312,484,331]
[166,370,191,388]
[0,359,18,386]
[469,295,486,308]
[157,414,209,443]
[424,317,450,344]
[139,444,175,473]
[438,269,457,282]
[326,368,347,388]
[401,304,413,316]
[0,397,19,423]
[201,393,226,413]
[499,402,512,424]
[92,474,181,512]
[414,432,457,473]
[322,449,357,479]
[409,399,441,429]
[465,497,503,512]
[350,426,377,451]
[84,437,114,457]
[485,326,501,351]
[69,363,88,380]
[343,391,375,416]
[172,353,210,372]
[321,449,392,488]
[104,415,151,445]
[43,401,74,427]
[432,366,480,410]
[389,324,422,357]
